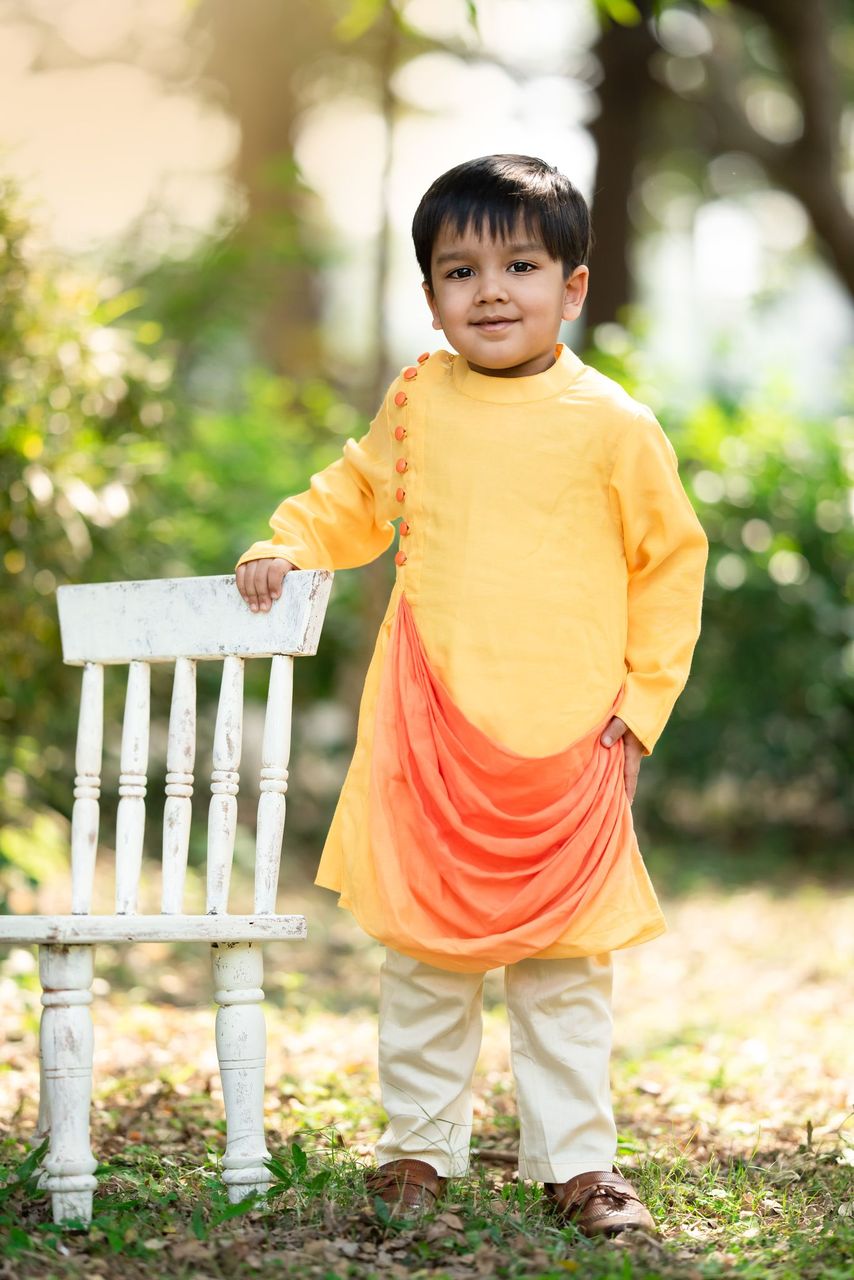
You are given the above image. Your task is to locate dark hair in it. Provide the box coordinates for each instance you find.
[412,154,593,288]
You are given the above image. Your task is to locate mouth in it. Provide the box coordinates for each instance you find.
[472,316,518,332]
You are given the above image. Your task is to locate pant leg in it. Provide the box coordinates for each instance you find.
[505,954,618,1182]
[375,947,485,1177]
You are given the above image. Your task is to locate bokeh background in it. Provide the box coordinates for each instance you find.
[1,0,852,924]
[1,8,853,1275]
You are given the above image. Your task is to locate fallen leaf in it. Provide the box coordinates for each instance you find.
[636,1080,663,1095]
[332,1239,360,1257]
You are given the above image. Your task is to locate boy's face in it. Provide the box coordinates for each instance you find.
[423,220,589,378]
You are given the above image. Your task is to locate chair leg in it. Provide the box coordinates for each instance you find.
[38,944,98,1225]
[31,1047,51,1154]
[211,941,271,1202]
[29,1049,52,1199]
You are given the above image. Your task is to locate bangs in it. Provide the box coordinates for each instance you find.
[434,202,565,258]
[412,154,592,286]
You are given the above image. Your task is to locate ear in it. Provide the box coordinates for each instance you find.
[561,265,589,323]
[422,280,444,332]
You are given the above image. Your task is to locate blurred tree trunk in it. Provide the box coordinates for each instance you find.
[585,0,852,328]
[721,0,853,297]
[339,3,400,714]
[585,1,660,332]
[197,1,418,723]
[369,10,398,410]
[195,0,336,373]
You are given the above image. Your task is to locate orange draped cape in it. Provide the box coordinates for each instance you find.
[365,592,652,969]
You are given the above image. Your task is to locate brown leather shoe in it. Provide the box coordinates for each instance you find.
[544,1168,657,1238]
[365,1158,447,1219]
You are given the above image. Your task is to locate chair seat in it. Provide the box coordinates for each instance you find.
[0,914,307,945]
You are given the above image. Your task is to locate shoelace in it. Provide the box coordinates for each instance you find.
[570,1182,636,1213]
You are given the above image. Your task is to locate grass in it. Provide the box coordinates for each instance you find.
[0,868,852,1279]
[0,1126,850,1279]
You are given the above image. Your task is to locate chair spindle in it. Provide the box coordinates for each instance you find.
[71,662,104,915]
[115,660,150,914]
[254,654,293,914]
[207,655,244,913]
[161,657,197,913]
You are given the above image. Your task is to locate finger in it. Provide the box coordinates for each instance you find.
[243,560,261,611]
[601,716,626,747]
[259,560,292,611]
[268,559,289,602]
[256,564,273,612]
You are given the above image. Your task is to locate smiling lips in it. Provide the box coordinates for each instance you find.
[472,315,518,331]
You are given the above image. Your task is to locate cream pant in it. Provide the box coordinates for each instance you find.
[375,947,618,1182]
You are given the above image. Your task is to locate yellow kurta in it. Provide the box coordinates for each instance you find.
[236,344,709,967]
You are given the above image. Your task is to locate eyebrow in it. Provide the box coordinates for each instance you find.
[434,241,546,266]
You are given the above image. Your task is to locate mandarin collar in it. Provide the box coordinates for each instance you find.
[450,343,584,403]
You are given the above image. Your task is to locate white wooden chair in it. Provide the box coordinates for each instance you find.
[0,570,333,1226]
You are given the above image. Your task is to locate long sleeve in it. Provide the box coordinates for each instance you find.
[235,379,398,572]
[608,407,709,756]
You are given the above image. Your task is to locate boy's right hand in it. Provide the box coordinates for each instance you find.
[235,558,295,612]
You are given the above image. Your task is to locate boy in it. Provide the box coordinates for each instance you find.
[235,155,709,1237]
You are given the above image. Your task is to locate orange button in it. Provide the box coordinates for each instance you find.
[394,425,406,440]
[403,366,418,381]
[417,351,430,364]
[394,391,407,407]
[395,487,406,502]
[394,551,407,566]
[395,458,408,473]
[400,520,411,536]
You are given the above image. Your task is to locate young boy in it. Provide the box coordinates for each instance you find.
[235,155,709,1237]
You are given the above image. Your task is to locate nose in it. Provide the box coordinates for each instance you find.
[474,268,509,305]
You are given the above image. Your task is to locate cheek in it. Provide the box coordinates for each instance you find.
[537,286,570,320]
[437,293,468,323]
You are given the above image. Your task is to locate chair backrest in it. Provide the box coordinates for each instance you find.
[55,571,333,920]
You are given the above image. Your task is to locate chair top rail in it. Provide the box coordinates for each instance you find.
[56,571,333,666]
[0,914,307,945]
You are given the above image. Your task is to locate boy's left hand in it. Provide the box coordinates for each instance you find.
[600,717,643,804]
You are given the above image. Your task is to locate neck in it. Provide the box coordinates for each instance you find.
[467,350,559,379]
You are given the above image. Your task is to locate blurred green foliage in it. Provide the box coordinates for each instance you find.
[691,406,852,858]
[586,342,854,859]
[0,176,173,881]
[0,180,378,901]
[1,169,852,907]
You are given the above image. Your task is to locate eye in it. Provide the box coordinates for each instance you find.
[446,266,474,280]
[509,261,536,273]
